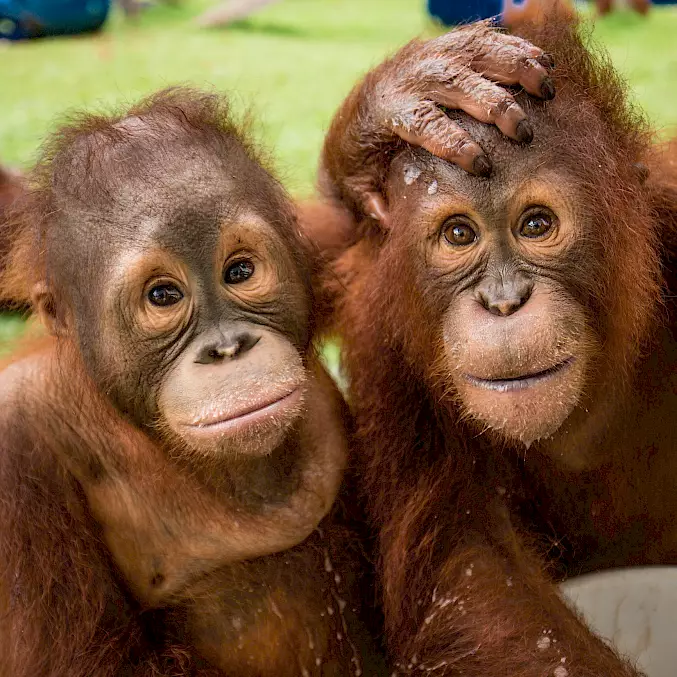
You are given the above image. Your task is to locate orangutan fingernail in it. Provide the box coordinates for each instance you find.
[541,78,556,101]
[516,120,534,144]
[473,154,492,178]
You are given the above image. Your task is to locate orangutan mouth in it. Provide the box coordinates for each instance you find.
[463,358,574,393]
[182,388,303,436]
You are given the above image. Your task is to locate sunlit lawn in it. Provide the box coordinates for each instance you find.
[2,0,677,350]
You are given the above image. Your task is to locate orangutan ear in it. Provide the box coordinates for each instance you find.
[31,282,68,337]
[363,191,391,230]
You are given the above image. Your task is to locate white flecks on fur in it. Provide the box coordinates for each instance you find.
[427,179,438,195]
[324,549,333,573]
[403,164,422,185]
[270,599,283,621]
[554,667,569,677]
[426,660,448,672]
[330,588,362,676]
[506,576,513,587]
[536,635,551,650]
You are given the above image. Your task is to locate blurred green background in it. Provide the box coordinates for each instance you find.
[2,0,677,351]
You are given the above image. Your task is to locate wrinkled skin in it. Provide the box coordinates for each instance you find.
[385,149,596,448]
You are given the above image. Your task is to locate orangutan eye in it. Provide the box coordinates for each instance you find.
[224,259,255,285]
[147,283,184,307]
[519,209,557,239]
[442,218,478,247]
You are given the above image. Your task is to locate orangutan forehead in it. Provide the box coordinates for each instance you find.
[389,145,568,204]
[50,115,269,212]
[52,142,289,241]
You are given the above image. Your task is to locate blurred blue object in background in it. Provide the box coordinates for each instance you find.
[428,0,504,25]
[0,0,111,40]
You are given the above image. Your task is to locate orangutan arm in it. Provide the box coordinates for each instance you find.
[383,499,641,677]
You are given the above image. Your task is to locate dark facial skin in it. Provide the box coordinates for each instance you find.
[379,121,606,447]
[44,117,311,459]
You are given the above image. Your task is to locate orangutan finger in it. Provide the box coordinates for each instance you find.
[427,71,532,144]
[433,21,542,60]
[474,29,546,59]
[474,47,554,99]
[392,103,491,176]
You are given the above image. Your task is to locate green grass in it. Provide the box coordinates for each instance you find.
[1,0,433,195]
[0,312,27,347]
[2,0,677,349]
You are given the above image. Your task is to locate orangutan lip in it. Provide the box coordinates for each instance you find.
[182,388,302,434]
[463,358,574,393]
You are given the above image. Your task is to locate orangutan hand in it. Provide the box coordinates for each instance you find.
[320,22,555,218]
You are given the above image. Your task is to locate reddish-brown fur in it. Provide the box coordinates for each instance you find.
[0,164,25,308]
[319,18,677,677]
[0,164,23,242]
[0,364,378,677]
[502,0,575,28]
[0,91,385,677]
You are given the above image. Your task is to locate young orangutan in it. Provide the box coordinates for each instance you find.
[0,89,383,677]
[318,17,675,677]
[0,26,556,675]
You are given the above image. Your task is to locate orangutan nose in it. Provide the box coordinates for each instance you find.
[476,273,533,317]
[194,329,261,364]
